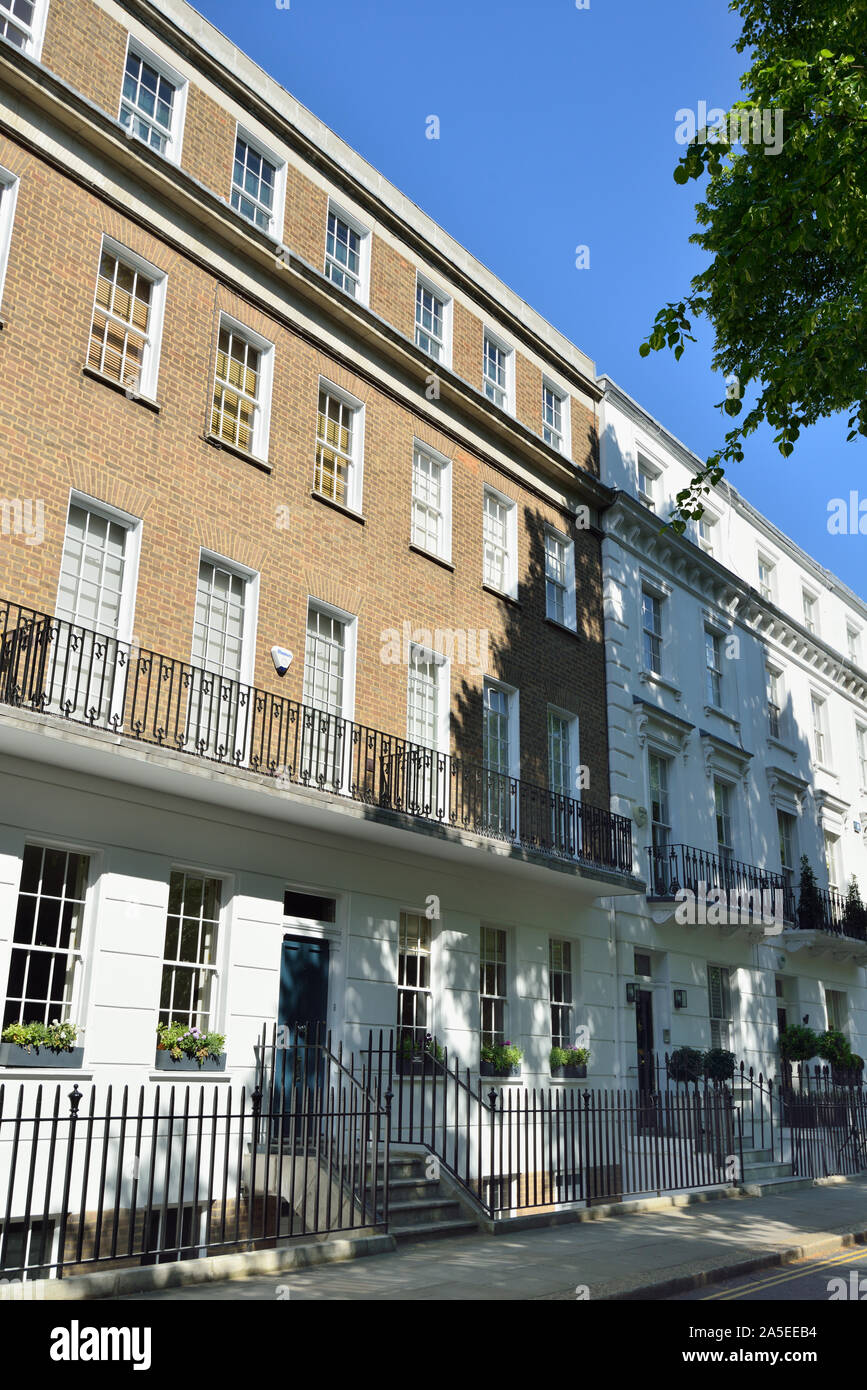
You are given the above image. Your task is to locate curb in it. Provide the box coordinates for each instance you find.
[600,1225,867,1301]
[0,1231,395,1301]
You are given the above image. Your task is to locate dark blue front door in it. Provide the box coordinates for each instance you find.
[274,936,329,1126]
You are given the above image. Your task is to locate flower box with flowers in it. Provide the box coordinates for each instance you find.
[0,1020,84,1068]
[549,1046,589,1080]
[480,1041,522,1078]
[155,1022,226,1071]
[395,1034,444,1077]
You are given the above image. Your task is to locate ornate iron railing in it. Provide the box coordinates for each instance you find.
[0,599,632,874]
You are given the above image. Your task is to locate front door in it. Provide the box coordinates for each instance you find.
[636,989,655,1094]
[273,935,330,1131]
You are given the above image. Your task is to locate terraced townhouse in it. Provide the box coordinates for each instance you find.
[601,378,867,1088]
[0,0,640,1109]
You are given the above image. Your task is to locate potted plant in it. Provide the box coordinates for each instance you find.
[797,856,824,931]
[817,1029,861,1087]
[480,1040,522,1078]
[395,1033,444,1076]
[667,1046,705,1084]
[703,1048,736,1084]
[0,1020,84,1068]
[843,877,867,941]
[779,1022,820,1065]
[155,1021,226,1071]
[550,1045,589,1080]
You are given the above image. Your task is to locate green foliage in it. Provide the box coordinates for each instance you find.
[480,1041,523,1073]
[797,856,824,929]
[549,1046,590,1069]
[668,1046,706,1082]
[704,1048,737,1081]
[156,1021,225,1065]
[779,1022,821,1061]
[817,1029,852,1067]
[1,1020,78,1052]
[640,0,867,526]
[397,1033,444,1062]
[844,877,867,936]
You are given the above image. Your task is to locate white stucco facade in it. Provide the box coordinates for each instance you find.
[600,377,867,1082]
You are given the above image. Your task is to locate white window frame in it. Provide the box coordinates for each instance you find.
[714,778,734,859]
[480,924,510,1048]
[3,841,94,1032]
[158,867,226,1036]
[406,643,450,756]
[483,678,520,778]
[824,830,842,893]
[802,588,818,636]
[482,328,514,414]
[766,664,784,740]
[542,378,571,457]
[544,525,577,631]
[210,313,274,462]
[811,691,830,767]
[410,440,452,563]
[304,598,358,724]
[90,235,167,400]
[57,490,142,645]
[0,0,48,59]
[708,963,734,1052]
[857,722,867,790]
[324,200,370,305]
[705,627,723,707]
[547,706,579,800]
[0,166,19,312]
[119,37,188,165]
[636,451,662,511]
[847,624,861,666]
[315,378,365,513]
[696,514,716,556]
[482,485,518,600]
[414,272,452,368]
[641,588,663,675]
[230,125,286,241]
[648,750,672,852]
[192,548,259,689]
[757,552,775,602]
[548,937,574,1052]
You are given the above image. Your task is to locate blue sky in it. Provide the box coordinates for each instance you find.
[194,0,866,601]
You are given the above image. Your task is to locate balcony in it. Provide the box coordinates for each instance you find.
[0,599,633,877]
[648,842,867,951]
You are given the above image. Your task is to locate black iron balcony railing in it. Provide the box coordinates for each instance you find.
[0,599,633,874]
[648,841,793,916]
[648,842,861,940]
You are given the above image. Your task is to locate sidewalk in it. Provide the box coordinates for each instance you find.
[115,1178,867,1302]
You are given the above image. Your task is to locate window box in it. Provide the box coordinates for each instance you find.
[480,1061,522,1079]
[395,1053,440,1078]
[154,1050,226,1073]
[0,1043,85,1069]
[550,1064,586,1080]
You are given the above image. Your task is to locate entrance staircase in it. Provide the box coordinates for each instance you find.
[376,1148,481,1244]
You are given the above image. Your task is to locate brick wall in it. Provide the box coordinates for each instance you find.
[35,0,600,465]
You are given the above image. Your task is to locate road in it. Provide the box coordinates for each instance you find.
[673,1244,867,1301]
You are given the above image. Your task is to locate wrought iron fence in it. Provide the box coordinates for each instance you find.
[0,1041,388,1281]
[0,598,632,874]
[361,1031,738,1217]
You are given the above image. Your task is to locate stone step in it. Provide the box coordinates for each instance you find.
[742,1160,792,1181]
[739,1176,816,1196]
[384,1197,465,1227]
[388,1218,480,1244]
[369,1158,429,1181]
[387,1176,443,1202]
[741,1148,773,1163]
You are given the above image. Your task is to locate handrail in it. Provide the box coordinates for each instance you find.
[0,598,633,874]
